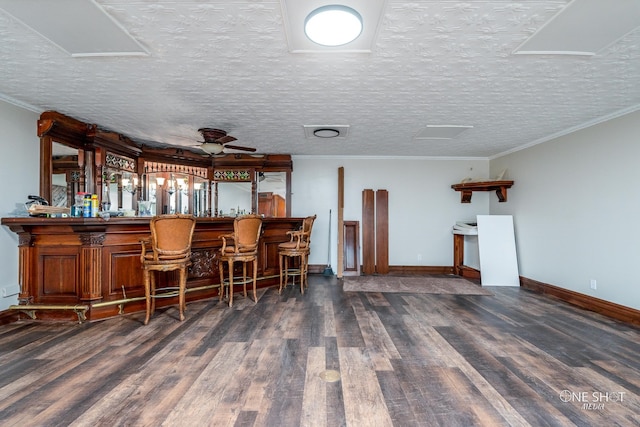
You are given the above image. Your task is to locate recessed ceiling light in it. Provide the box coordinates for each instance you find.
[304,5,363,47]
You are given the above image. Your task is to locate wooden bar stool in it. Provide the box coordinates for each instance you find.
[140,214,196,325]
[279,215,316,294]
[218,214,263,307]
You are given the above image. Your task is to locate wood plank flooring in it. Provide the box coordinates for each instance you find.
[1,275,639,426]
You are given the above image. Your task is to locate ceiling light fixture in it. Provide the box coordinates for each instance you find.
[200,142,225,154]
[313,128,341,138]
[304,5,363,47]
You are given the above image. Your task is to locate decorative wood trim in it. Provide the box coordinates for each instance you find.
[307,265,454,275]
[451,266,639,326]
[213,169,252,182]
[144,162,208,179]
[520,277,640,326]
[388,265,454,275]
[458,266,481,280]
[105,152,137,173]
[38,111,92,142]
[90,130,142,158]
[80,246,103,301]
[211,153,291,169]
[18,244,32,302]
[78,233,106,246]
[190,249,218,278]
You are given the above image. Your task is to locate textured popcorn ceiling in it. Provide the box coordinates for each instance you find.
[1,0,639,158]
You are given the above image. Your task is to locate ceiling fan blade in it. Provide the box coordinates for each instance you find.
[199,128,226,140]
[224,144,256,152]
[217,135,237,144]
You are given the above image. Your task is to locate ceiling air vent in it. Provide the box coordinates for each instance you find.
[304,125,350,139]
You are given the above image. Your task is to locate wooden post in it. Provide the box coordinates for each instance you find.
[337,167,344,278]
[375,189,389,274]
[361,189,375,275]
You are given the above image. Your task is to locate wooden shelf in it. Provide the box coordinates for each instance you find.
[451,180,514,203]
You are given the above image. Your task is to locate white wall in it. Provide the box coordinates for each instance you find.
[490,109,640,311]
[0,101,40,310]
[5,101,638,313]
[291,156,490,269]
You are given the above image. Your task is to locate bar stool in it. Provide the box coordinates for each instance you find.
[140,214,196,325]
[219,214,263,307]
[279,215,316,294]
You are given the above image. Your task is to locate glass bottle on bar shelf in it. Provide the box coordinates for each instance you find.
[102,184,111,212]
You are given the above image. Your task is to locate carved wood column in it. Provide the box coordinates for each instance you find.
[39,134,53,204]
[17,232,34,303]
[78,232,105,301]
[214,182,219,216]
[251,179,257,214]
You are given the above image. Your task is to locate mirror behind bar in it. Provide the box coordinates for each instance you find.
[37,111,292,217]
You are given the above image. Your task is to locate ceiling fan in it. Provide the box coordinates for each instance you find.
[196,128,256,155]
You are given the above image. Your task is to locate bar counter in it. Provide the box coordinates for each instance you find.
[1,216,303,322]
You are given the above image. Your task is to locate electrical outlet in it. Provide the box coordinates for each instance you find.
[590,279,597,290]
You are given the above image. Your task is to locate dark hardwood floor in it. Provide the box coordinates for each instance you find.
[1,275,639,426]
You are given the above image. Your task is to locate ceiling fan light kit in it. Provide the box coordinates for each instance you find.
[200,142,225,155]
[196,127,255,154]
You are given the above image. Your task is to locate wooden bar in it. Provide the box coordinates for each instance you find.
[1,216,303,321]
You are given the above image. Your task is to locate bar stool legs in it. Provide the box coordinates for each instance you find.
[278,215,316,296]
[219,257,259,308]
[279,251,309,295]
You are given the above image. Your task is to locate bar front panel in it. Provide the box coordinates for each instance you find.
[2,216,303,321]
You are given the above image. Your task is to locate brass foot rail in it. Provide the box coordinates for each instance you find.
[9,304,90,323]
[8,275,282,322]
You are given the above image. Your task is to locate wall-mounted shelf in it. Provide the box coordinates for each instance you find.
[451,180,514,203]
